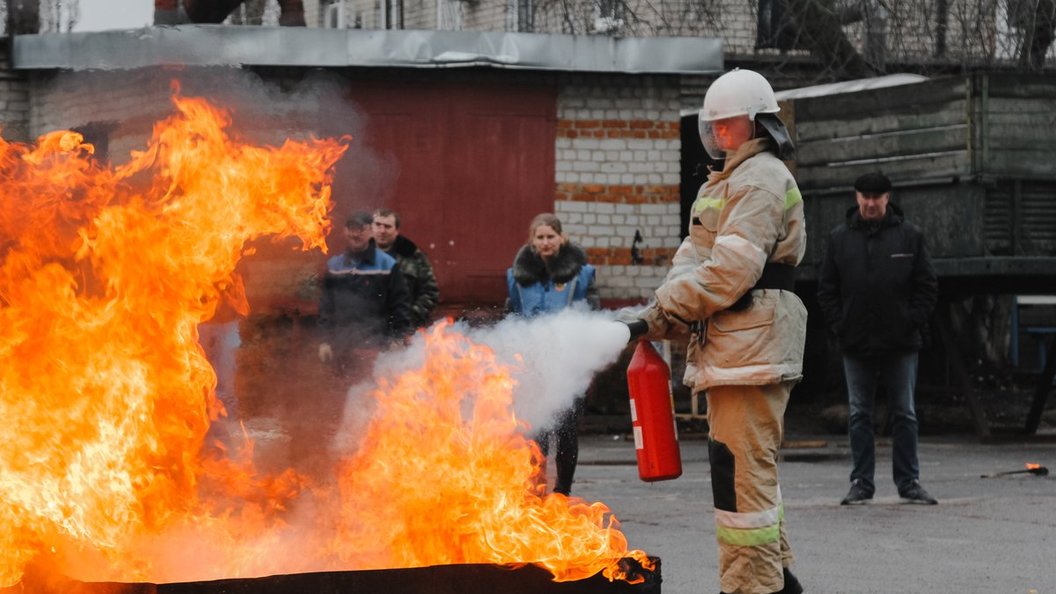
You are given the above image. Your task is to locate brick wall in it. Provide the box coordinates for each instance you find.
[0,47,31,143]
[402,0,439,28]
[462,0,509,30]
[553,75,682,302]
[28,70,176,162]
[303,0,323,26]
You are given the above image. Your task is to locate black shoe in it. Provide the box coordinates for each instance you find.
[778,568,804,594]
[840,480,872,505]
[899,480,938,505]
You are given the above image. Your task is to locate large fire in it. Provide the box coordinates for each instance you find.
[0,91,649,587]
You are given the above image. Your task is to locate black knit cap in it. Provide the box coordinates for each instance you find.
[345,210,374,228]
[853,172,892,194]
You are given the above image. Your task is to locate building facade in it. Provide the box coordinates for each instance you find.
[7,28,718,307]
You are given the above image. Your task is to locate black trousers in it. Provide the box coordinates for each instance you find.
[534,397,585,495]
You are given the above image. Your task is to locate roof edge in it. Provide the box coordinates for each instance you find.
[13,25,723,75]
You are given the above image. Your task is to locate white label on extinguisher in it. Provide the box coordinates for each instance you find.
[629,399,638,423]
[633,426,643,450]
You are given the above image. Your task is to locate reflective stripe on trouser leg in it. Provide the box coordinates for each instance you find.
[706,381,794,594]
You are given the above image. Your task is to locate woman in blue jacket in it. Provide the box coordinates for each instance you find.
[506,213,599,495]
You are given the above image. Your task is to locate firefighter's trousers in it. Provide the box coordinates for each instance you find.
[706,381,795,594]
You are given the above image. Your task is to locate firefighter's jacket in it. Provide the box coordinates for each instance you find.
[642,138,807,392]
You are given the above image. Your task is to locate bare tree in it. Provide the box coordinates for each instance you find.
[1020,0,1056,68]
[39,0,77,31]
[518,0,1053,77]
[783,0,872,77]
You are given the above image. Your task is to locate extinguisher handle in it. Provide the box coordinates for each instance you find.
[624,320,649,342]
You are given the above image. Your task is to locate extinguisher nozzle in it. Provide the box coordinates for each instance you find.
[624,320,648,342]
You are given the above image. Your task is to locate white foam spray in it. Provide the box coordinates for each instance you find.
[465,308,631,431]
[335,308,633,451]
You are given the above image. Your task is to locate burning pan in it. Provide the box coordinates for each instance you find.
[11,557,660,594]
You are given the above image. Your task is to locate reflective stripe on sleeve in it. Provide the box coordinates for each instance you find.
[714,234,766,267]
[693,196,726,214]
[785,187,803,210]
[328,268,392,276]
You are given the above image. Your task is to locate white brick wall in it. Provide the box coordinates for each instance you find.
[595,264,667,300]
[554,75,682,301]
[0,78,31,142]
[0,47,31,142]
[555,200,680,250]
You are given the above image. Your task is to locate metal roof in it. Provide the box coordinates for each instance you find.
[772,73,928,100]
[13,25,723,74]
[679,73,930,117]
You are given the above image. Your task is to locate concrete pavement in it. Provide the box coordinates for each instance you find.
[570,431,1056,594]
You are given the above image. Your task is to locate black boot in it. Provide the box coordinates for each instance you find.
[777,568,804,594]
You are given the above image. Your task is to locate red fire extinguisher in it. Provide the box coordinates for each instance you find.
[625,340,682,482]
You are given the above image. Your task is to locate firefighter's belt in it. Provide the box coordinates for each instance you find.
[726,263,796,312]
[751,262,796,292]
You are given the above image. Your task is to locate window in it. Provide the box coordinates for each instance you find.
[517,0,534,32]
[593,0,625,33]
[756,0,798,50]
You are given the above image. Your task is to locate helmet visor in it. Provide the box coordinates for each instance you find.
[698,114,753,160]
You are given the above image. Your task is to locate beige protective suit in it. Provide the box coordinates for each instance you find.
[641,138,807,594]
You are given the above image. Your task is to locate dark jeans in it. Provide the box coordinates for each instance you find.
[534,398,585,495]
[843,351,921,493]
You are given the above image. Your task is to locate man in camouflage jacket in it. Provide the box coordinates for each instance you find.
[373,208,440,328]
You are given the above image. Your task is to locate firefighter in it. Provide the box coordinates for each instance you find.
[624,68,806,594]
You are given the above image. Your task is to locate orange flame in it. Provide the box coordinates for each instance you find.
[1026,463,1041,470]
[0,90,650,587]
[0,93,345,586]
[332,323,652,582]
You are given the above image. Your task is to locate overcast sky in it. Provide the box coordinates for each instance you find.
[74,0,153,31]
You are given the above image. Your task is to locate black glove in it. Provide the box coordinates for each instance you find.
[623,320,649,342]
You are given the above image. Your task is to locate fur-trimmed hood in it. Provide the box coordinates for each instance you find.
[511,243,589,287]
[386,234,421,259]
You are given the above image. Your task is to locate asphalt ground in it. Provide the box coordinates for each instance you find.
[569,430,1056,594]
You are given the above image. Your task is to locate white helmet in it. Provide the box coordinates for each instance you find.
[699,68,780,123]
[698,68,780,159]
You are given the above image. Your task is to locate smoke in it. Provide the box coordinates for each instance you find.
[338,309,632,446]
[35,66,397,226]
[466,308,631,431]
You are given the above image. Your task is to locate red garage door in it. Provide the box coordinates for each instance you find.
[341,82,557,306]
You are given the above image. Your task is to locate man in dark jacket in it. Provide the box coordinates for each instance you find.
[318,210,412,376]
[817,172,939,506]
[372,208,440,328]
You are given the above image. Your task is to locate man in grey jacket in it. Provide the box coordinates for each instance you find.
[817,172,939,506]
